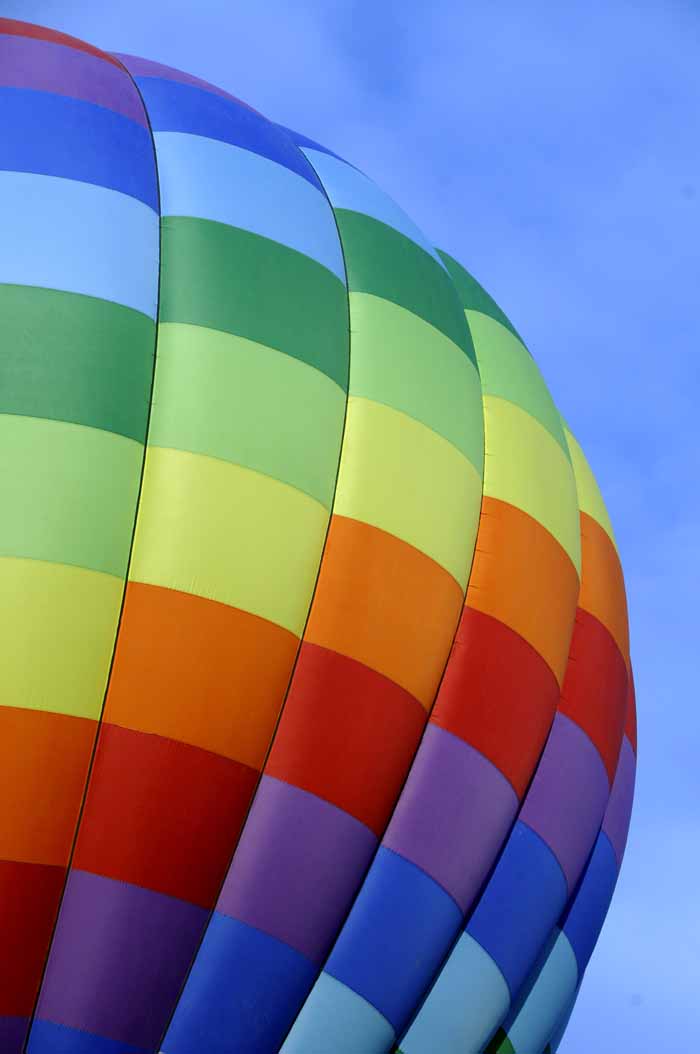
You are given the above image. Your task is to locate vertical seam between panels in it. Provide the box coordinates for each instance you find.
[22,57,164,1053]
[154,132,353,1054]
[275,256,491,1054]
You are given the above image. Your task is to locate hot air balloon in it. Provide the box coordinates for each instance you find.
[0,17,636,1054]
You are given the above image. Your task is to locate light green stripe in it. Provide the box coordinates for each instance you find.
[564,426,618,550]
[484,397,581,574]
[348,293,483,472]
[0,415,143,577]
[333,397,482,589]
[0,558,123,719]
[147,323,346,508]
[467,310,569,457]
[128,447,330,636]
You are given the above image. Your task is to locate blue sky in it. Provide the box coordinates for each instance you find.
[7,0,699,1047]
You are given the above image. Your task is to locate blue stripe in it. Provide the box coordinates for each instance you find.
[134,77,321,189]
[27,1020,148,1054]
[324,847,462,1032]
[302,147,447,270]
[467,821,568,996]
[163,913,317,1054]
[277,124,348,163]
[0,171,159,317]
[0,87,157,210]
[562,831,618,974]
[154,132,345,282]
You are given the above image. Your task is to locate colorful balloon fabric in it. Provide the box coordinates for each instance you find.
[0,17,636,1054]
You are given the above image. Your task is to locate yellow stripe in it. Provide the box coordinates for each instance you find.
[333,397,482,589]
[565,427,618,551]
[484,396,581,574]
[128,446,329,635]
[0,557,123,719]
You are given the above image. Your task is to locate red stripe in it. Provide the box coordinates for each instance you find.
[0,18,122,67]
[265,643,426,836]
[0,860,64,1016]
[72,725,258,908]
[431,607,560,798]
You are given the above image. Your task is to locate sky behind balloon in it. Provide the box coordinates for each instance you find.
[6,0,698,1048]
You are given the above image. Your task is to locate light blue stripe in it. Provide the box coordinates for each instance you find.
[302,147,447,270]
[153,131,346,283]
[281,973,396,1054]
[0,171,159,318]
[507,932,579,1054]
[400,933,510,1054]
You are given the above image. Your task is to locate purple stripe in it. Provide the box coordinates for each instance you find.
[519,713,610,893]
[218,776,377,963]
[602,735,636,867]
[0,37,147,127]
[0,1017,27,1053]
[34,870,207,1050]
[383,723,519,911]
[113,53,260,113]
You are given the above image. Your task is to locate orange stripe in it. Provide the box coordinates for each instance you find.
[578,512,630,668]
[105,582,300,769]
[0,708,95,865]
[465,497,580,685]
[305,515,464,708]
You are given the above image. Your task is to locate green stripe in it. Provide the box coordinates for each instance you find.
[335,210,475,364]
[467,310,569,457]
[148,323,347,508]
[0,414,143,578]
[0,284,154,442]
[159,217,349,389]
[485,1028,516,1053]
[438,249,524,344]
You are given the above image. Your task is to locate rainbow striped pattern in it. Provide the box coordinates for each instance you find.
[0,18,636,1054]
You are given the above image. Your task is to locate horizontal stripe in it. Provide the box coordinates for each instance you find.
[334,397,481,587]
[163,913,317,1054]
[565,428,617,548]
[128,446,329,635]
[0,35,147,126]
[148,322,346,508]
[438,249,524,342]
[73,724,257,905]
[505,931,578,1054]
[116,52,258,110]
[303,147,446,268]
[0,415,143,577]
[265,643,426,834]
[347,292,483,468]
[0,18,122,68]
[159,217,348,388]
[0,87,157,210]
[27,1020,149,1054]
[578,513,629,664]
[383,724,519,911]
[154,132,345,280]
[105,581,299,767]
[400,932,510,1054]
[133,76,320,187]
[483,397,581,573]
[518,714,610,893]
[0,708,94,866]
[434,606,561,797]
[467,823,568,996]
[324,848,462,1031]
[282,123,346,162]
[0,1017,26,1053]
[219,776,377,963]
[562,832,619,973]
[0,558,123,719]
[601,736,636,865]
[34,871,207,1050]
[467,310,568,455]
[0,171,159,317]
[465,496,580,686]
[336,210,473,359]
[281,972,395,1054]
[0,285,155,441]
[0,861,65,1018]
[305,516,465,707]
